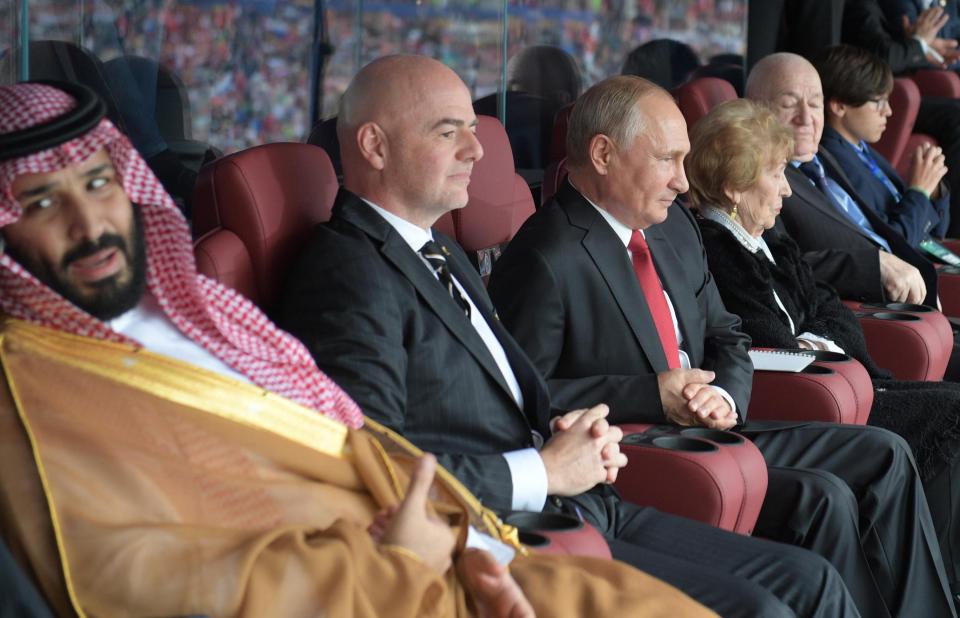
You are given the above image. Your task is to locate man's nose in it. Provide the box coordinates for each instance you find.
[65,195,106,243]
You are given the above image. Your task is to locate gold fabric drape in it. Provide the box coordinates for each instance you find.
[0,318,715,617]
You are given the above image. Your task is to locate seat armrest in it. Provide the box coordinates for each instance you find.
[504,511,611,559]
[843,301,951,381]
[613,424,767,535]
[749,362,866,424]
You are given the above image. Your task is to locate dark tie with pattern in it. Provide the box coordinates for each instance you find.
[420,240,472,319]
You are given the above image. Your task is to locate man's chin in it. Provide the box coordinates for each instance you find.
[59,271,146,321]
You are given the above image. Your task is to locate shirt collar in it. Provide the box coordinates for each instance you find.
[362,199,434,252]
[569,181,635,247]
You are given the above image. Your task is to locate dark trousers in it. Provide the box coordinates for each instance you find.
[746,422,956,618]
[554,489,859,618]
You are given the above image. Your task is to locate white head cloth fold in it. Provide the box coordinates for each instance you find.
[0,83,363,428]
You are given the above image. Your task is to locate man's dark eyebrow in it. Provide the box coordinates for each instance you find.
[81,163,113,178]
[430,117,478,130]
[15,183,56,200]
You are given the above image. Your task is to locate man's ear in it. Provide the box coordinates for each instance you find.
[827,99,847,119]
[588,134,615,176]
[357,122,387,171]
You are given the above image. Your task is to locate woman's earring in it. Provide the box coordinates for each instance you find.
[731,202,739,220]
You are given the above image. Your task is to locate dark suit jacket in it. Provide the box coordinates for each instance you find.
[280,190,552,512]
[820,126,950,243]
[844,0,937,73]
[776,151,938,305]
[487,181,753,425]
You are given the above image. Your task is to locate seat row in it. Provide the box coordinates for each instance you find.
[191,112,953,555]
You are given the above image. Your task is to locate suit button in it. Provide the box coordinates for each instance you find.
[552,497,563,508]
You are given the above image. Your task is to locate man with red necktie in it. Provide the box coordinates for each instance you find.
[488,74,957,617]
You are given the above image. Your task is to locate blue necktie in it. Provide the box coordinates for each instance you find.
[799,157,892,252]
[855,142,901,201]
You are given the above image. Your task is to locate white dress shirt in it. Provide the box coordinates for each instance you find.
[585,198,738,415]
[365,201,548,512]
[108,292,251,384]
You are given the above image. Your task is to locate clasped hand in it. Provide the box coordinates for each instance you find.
[542,404,628,496]
[658,368,737,430]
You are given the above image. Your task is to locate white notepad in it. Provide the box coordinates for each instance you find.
[748,349,815,372]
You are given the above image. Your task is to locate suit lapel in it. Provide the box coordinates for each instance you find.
[560,184,672,372]
[444,247,552,430]
[334,193,522,409]
[785,164,877,241]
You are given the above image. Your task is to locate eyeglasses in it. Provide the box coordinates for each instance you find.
[867,97,891,112]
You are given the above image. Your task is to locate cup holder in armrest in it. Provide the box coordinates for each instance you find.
[621,432,719,452]
[680,427,746,445]
[801,364,835,374]
[861,311,921,321]
[651,436,718,452]
[801,350,851,363]
[505,511,610,558]
[615,426,767,534]
[853,298,952,380]
[504,511,582,532]
[518,531,550,548]
[862,302,934,313]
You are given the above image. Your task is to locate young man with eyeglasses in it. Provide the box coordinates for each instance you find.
[816,44,953,259]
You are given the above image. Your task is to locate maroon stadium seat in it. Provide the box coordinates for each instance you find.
[192,142,338,312]
[671,77,737,130]
[911,69,960,99]
[454,115,537,279]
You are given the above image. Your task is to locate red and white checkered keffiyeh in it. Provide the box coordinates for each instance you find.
[0,82,363,428]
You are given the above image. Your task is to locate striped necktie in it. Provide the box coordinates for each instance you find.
[420,240,472,319]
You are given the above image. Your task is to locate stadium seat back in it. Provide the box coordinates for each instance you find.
[671,77,737,130]
[454,115,535,277]
[193,143,337,312]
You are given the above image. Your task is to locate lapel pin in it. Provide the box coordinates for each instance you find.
[441,245,451,256]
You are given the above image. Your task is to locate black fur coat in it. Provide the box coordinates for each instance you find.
[699,216,960,482]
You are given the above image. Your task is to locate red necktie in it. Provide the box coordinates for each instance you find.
[628,230,681,369]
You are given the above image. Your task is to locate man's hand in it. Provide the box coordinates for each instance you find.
[930,38,960,65]
[657,368,734,428]
[540,404,627,496]
[380,454,455,574]
[458,548,536,618]
[878,251,926,304]
[682,382,737,430]
[908,142,948,196]
[904,7,950,43]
